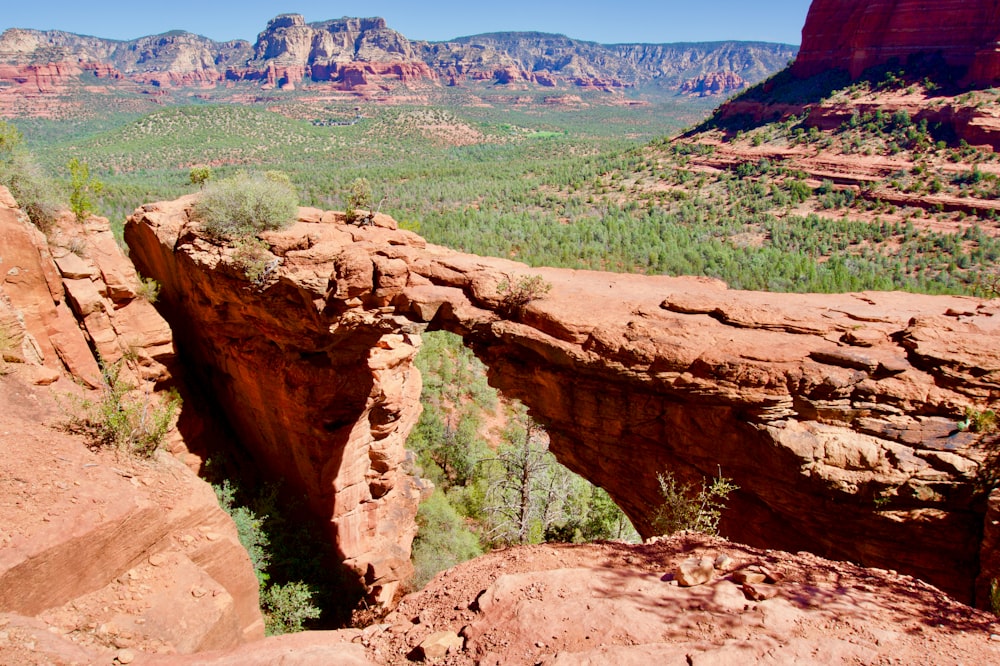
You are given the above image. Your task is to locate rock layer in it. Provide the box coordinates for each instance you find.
[0,187,264,653]
[793,0,1000,85]
[0,15,795,100]
[127,199,1000,607]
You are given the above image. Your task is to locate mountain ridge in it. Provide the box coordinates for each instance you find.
[0,13,796,98]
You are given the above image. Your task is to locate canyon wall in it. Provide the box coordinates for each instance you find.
[124,199,427,606]
[0,187,264,652]
[126,199,1000,607]
[793,0,1000,85]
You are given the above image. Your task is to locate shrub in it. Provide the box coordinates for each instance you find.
[136,277,161,303]
[0,121,59,230]
[411,490,483,589]
[210,475,341,633]
[189,166,212,188]
[261,581,322,635]
[497,274,552,318]
[960,407,997,433]
[192,172,297,240]
[651,469,738,536]
[65,357,180,458]
[67,157,104,222]
[344,177,372,224]
[231,237,276,284]
[215,479,270,582]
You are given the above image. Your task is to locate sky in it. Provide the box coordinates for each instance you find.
[2,1,811,46]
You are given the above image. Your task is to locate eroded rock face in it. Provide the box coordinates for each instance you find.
[0,188,173,387]
[126,199,1000,607]
[0,188,264,653]
[125,199,427,605]
[679,71,747,96]
[793,0,1000,85]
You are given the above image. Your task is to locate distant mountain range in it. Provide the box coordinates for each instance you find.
[0,14,797,97]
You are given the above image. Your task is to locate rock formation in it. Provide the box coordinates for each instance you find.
[364,534,998,665]
[7,533,999,664]
[680,71,747,96]
[127,197,1000,608]
[793,0,1000,86]
[125,199,428,607]
[0,188,172,387]
[0,15,795,103]
[0,186,265,654]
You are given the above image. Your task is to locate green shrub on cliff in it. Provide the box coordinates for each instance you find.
[65,356,180,458]
[0,121,60,230]
[193,171,297,240]
[67,157,104,222]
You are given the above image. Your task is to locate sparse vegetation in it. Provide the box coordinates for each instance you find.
[231,237,277,285]
[136,276,161,303]
[651,469,738,536]
[496,274,552,317]
[65,356,180,458]
[188,165,212,188]
[344,177,372,224]
[213,479,323,635]
[960,407,997,434]
[0,120,59,230]
[192,171,297,240]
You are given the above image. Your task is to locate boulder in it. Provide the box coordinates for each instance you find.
[676,556,716,587]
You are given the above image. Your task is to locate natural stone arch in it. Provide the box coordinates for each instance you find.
[126,199,1000,607]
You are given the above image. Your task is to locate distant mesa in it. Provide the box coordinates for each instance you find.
[0,13,796,103]
[793,0,1000,85]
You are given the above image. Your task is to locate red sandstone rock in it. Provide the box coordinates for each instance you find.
[794,0,1000,86]
[125,200,425,606]
[366,535,999,665]
[679,71,747,96]
[0,190,101,386]
[126,197,1000,610]
[0,189,263,658]
[0,374,263,654]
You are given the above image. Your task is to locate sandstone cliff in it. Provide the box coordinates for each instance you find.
[0,187,265,655]
[126,197,1000,609]
[793,0,1000,85]
[680,71,748,96]
[0,15,795,98]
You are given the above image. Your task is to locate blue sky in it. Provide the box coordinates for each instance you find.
[2,1,811,45]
